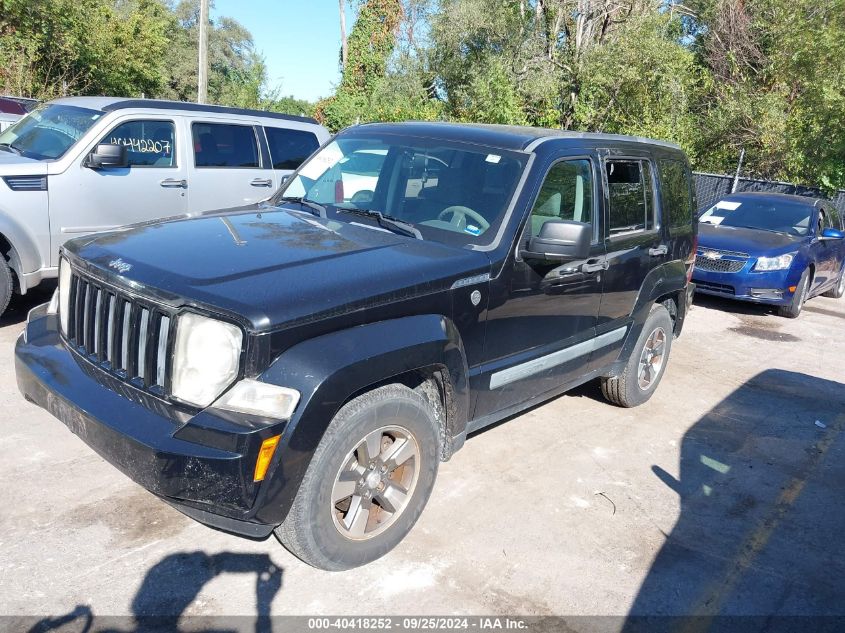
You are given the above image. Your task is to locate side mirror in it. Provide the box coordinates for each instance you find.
[521,220,592,261]
[85,143,128,169]
[820,227,845,240]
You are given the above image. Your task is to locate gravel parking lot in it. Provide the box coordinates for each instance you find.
[1,285,843,627]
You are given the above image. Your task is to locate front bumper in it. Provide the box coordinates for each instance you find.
[692,267,799,306]
[15,305,288,538]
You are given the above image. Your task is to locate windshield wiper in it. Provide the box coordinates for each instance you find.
[338,208,422,240]
[0,143,22,155]
[275,196,327,218]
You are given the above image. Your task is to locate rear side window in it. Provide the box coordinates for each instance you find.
[102,120,175,167]
[529,159,593,238]
[606,160,656,236]
[192,123,259,168]
[265,127,319,170]
[658,159,694,229]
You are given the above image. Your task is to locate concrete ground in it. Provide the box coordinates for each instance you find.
[1,283,844,628]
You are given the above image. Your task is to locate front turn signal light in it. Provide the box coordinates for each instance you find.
[254,435,281,482]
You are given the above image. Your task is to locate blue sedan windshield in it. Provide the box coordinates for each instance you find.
[700,198,813,236]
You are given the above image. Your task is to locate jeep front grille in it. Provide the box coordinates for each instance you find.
[65,270,173,395]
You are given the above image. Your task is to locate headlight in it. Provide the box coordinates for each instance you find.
[754,254,794,271]
[58,258,72,334]
[171,312,243,407]
[213,379,300,420]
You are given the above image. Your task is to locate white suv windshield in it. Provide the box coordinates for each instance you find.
[279,135,528,246]
[0,103,103,160]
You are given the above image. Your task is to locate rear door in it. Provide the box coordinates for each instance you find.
[186,120,272,213]
[591,155,665,365]
[48,116,188,263]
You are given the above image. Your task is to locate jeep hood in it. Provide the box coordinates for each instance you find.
[698,222,802,254]
[65,206,491,331]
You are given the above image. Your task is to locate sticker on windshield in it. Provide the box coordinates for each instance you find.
[715,201,741,210]
[485,154,502,164]
[299,141,343,180]
[465,224,482,236]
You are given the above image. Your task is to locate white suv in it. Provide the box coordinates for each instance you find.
[0,97,329,316]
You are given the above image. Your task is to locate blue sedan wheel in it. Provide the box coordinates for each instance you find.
[822,264,845,299]
[779,268,809,318]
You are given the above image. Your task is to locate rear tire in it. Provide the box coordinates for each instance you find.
[822,264,845,299]
[601,304,673,408]
[275,384,440,571]
[0,256,13,318]
[779,268,809,318]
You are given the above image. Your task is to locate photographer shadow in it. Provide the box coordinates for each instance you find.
[27,551,283,633]
[624,369,845,631]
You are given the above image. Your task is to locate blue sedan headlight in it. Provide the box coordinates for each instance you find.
[754,253,794,271]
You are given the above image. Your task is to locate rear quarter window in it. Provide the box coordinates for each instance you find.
[658,159,694,231]
[265,127,320,170]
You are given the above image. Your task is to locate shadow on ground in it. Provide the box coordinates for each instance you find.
[0,282,56,328]
[623,369,845,632]
[24,552,282,633]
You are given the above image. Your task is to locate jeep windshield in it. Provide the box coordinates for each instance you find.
[276,135,528,247]
[0,103,103,160]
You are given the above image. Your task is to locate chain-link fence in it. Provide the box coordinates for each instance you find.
[693,172,845,214]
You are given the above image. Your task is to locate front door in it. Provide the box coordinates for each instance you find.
[473,156,606,420]
[186,120,275,213]
[48,117,188,265]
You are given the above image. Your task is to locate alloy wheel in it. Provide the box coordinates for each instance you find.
[638,326,667,390]
[330,425,421,540]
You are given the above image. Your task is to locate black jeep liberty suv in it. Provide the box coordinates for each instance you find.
[16,122,697,570]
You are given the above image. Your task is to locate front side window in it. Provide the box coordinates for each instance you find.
[0,103,103,160]
[102,120,175,167]
[528,159,593,239]
[823,206,841,230]
[192,123,259,168]
[606,160,657,236]
[279,135,528,247]
[659,160,693,228]
[265,127,319,170]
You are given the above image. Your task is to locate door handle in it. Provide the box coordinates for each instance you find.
[160,178,187,189]
[649,245,668,257]
[250,178,273,187]
[581,260,609,274]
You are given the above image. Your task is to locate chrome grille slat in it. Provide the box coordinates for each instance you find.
[137,308,150,382]
[64,269,173,395]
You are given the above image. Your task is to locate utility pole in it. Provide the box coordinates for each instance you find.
[197,0,209,104]
[731,148,746,193]
[339,0,347,69]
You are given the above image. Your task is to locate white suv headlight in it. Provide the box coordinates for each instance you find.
[171,312,243,407]
[754,253,794,271]
[58,257,72,334]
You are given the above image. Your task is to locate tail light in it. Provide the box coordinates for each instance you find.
[686,234,698,283]
[334,180,344,203]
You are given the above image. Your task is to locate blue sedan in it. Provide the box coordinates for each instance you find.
[693,192,845,317]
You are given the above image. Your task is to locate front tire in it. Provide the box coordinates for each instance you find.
[601,303,674,408]
[779,268,809,318]
[275,384,440,571]
[0,256,13,318]
[822,264,845,299]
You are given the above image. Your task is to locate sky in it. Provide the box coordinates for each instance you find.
[212,1,352,103]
